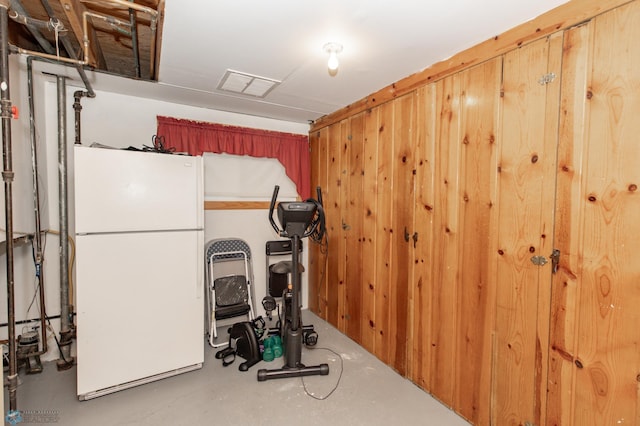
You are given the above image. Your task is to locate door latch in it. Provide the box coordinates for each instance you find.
[530,249,560,272]
[550,249,560,274]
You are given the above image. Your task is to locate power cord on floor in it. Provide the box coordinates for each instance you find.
[300,346,344,400]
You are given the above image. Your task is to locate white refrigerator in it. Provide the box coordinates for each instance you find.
[74,146,204,400]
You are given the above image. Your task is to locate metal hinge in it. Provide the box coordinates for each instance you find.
[538,72,556,85]
[530,255,548,266]
[530,248,560,272]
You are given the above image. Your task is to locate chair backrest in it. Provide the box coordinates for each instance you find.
[214,275,249,306]
[206,238,253,307]
[206,239,252,263]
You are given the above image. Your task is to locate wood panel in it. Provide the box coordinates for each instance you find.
[344,113,365,343]
[324,122,343,326]
[204,201,272,210]
[336,120,350,331]
[556,3,640,424]
[546,22,591,426]
[308,128,327,315]
[430,73,461,406]
[360,108,379,353]
[309,4,640,425]
[411,84,437,391]
[537,31,564,426]
[309,128,331,319]
[454,58,501,425]
[373,101,394,365]
[493,34,562,426]
[388,93,416,375]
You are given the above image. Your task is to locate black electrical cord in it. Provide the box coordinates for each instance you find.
[305,198,326,245]
[144,135,175,154]
[300,346,344,400]
[31,233,73,367]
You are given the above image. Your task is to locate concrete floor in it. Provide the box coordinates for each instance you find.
[7,311,470,426]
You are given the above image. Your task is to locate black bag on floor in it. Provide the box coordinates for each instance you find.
[215,320,262,371]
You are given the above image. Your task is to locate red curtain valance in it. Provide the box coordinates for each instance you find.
[156,116,310,199]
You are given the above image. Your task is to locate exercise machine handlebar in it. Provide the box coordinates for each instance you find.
[268,185,280,235]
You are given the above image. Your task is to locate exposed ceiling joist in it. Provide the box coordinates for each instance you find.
[8,0,161,80]
[59,0,105,69]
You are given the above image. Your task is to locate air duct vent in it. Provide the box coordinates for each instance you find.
[217,70,280,98]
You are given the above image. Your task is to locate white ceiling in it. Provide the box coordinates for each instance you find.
[61,0,570,125]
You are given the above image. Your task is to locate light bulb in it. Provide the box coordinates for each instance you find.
[323,42,343,74]
[327,51,339,71]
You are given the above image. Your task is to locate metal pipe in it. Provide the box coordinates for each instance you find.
[9,11,51,29]
[0,0,18,413]
[80,0,157,20]
[9,0,56,54]
[26,56,47,355]
[39,0,95,98]
[84,10,131,29]
[56,75,73,369]
[11,46,87,66]
[9,10,55,33]
[79,0,158,77]
[73,90,86,145]
[81,10,131,68]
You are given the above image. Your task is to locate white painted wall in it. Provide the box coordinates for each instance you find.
[1,55,311,362]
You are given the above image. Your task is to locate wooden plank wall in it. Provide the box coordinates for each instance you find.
[372,101,394,366]
[411,83,436,395]
[344,113,365,343]
[388,93,415,376]
[307,129,325,315]
[361,108,379,354]
[324,123,342,326]
[572,5,640,423]
[493,34,562,425]
[549,3,640,424]
[308,1,640,425]
[430,73,461,408]
[546,21,590,426]
[454,59,500,424]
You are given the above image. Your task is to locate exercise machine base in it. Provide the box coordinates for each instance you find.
[257,363,329,381]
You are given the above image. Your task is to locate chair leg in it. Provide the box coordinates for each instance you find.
[209,311,217,347]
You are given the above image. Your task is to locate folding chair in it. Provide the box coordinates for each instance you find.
[205,238,256,348]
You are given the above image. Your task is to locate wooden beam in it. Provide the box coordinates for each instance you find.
[151,0,165,79]
[204,201,272,210]
[59,0,106,68]
[310,0,635,131]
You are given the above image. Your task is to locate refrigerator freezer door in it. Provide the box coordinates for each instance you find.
[74,146,203,234]
[76,230,204,398]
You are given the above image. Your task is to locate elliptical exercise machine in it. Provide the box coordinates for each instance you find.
[257,185,329,382]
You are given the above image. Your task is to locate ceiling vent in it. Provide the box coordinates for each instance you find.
[217,70,280,98]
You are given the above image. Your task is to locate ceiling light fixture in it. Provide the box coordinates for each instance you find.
[323,42,343,74]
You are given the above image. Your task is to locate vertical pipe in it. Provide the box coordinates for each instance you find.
[26,57,47,354]
[73,90,85,145]
[56,75,72,369]
[0,0,18,413]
